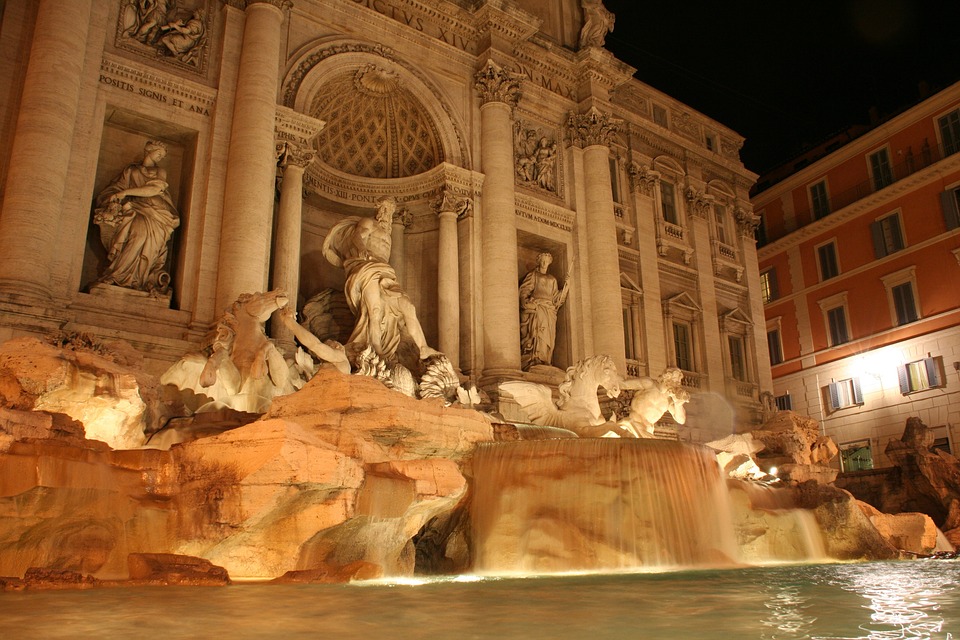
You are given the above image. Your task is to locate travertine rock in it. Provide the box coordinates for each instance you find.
[793,482,898,560]
[753,410,836,467]
[857,503,942,556]
[0,337,160,449]
[127,553,231,586]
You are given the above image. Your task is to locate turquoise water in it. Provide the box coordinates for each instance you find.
[1,561,958,639]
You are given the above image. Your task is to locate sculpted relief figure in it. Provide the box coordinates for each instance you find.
[579,0,615,49]
[323,196,440,364]
[519,252,570,370]
[121,0,171,44]
[159,9,205,65]
[514,123,559,193]
[93,140,179,294]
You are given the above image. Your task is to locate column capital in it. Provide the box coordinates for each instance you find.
[243,0,292,10]
[684,187,714,219]
[432,187,472,220]
[567,107,621,148]
[474,59,523,108]
[391,206,413,228]
[628,162,660,196]
[276,141,315,170]
[735,206,761,237]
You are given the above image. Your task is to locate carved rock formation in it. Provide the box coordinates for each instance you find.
[753,410,839,484]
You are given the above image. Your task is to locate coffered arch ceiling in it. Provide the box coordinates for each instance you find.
[283,40,469,181]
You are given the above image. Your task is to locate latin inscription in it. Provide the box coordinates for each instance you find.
[515,63,575,101]
[349,0,473,52]
[98,73,212,117]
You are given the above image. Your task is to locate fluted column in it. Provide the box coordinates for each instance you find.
[271,142,313,353]
[215,0,288,314]
[475,60,523,374]
[569,107,626,374]
[389,206,411,287]
[0,0,94,298]
[433,188,472,368]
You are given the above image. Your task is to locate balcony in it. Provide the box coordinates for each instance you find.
[711,239,744,282]
[761,139,958,245]
[656,219,694,264]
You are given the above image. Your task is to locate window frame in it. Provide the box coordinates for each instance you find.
[826,377,864,412]
[818,291,850,347]
[871,210,905,258]
[839,439,873,472]
[938,107,960,157]
[941,185,960,231]
[815,239,840,281]
[760,267,779,304]
[652,104,669,128]
[809,179,831,220]
[774,393,792,411]
[898,356,945,395]
[881,266,919,327]
[659,180,678,225]
[868,147,894,191]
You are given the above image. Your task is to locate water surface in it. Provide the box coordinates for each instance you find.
[1,561,957,639]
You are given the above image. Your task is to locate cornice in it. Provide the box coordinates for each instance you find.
[470,1,541,48]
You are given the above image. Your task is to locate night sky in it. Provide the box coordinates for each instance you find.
[600,0,960,175]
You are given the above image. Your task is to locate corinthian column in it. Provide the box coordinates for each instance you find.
[271,142,313,353]
[389,206,411,287]
[568,107,627,374]
[433,188,472,368]
[474,60,523,375]
[0,0,94,298]
[215,0,289,314]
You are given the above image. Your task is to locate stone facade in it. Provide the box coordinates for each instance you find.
[0,0,764,431]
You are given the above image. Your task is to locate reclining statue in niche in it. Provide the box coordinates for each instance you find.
[500,355,637,438]
[93,139,179,294]
[322,196,440,365]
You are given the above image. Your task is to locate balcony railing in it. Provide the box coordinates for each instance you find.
[761,139,958,245]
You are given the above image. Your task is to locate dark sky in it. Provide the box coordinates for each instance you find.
[601,0,960,174]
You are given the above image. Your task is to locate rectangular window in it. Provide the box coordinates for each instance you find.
[898,356,945,394]
[827,377,863,411]
[840,439,873,472]
[713,204,728,244]
[871,212,905,258]
[827,306,849,345]
[940,108,960,156]
[673,322,692,371]
[767,329,783,365]
[705,133,716,152]
[941,187,960,230]
[869,149,894,190]
[774,393,792,411]
[817,242,839,280]
[810,180,831,219]
[653,104,668,128]
[660,181,678,225]
[609,156,621,204]
[728,336,746,381]
[891,282,918,325]
[760,268,779,303]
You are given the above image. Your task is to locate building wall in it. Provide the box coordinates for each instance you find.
[0,0,765,430]
[755,80,960,468]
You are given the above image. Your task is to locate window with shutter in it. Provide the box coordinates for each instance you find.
[899,356,946,394]
[826,378,863,411]
[869,149,894,190]
[941,188,960,230]
[871,212,905,258]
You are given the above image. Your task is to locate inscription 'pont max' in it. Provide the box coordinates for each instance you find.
[349,0,473,52]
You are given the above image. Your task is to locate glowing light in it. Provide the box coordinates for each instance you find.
[769,466,778,476]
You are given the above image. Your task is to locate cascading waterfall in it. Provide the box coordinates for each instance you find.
[470,438,830,574]
[470,439,740,573]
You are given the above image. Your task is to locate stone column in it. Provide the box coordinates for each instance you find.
[389,206,411,288]
[0,0,93,298]
[474,60,523,375]
[215,0,288,314]
[271,142,313,353]
[433,188,472,368]
[568,107,626,374]
[629,162,666,373]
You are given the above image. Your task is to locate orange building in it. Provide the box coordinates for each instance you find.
[754,81,960,471]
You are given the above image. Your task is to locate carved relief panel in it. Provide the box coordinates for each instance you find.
[514,120,562,198]
[115,0,214,75]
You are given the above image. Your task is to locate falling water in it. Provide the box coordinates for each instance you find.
[470,439,741,574]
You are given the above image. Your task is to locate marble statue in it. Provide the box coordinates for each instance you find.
[519,252,570,370]
[274,305,351,375]
[500,355,636,438]
[160,290,295,414]
[579,0,614,48]
[93,140,179,294]
[159,9,205,65]
[618,368,690,437]
[322,196,440,364]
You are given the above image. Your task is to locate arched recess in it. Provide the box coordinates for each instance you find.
[281,37,469,185]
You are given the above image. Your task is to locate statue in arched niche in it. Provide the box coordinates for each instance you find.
[519,251,571,370]
[93,140,180,294]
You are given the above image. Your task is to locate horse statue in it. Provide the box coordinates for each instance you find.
[160,289,295,415]
[500,355,635,437]
[618,368,690,437]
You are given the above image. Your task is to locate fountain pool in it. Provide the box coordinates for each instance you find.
[1,561,957,639]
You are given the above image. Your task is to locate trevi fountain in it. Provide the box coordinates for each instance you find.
[0,0,959,638]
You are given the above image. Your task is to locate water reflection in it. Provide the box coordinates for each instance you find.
[0,562,956,639]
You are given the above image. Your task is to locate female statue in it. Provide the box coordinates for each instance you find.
[93,140,180,294]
